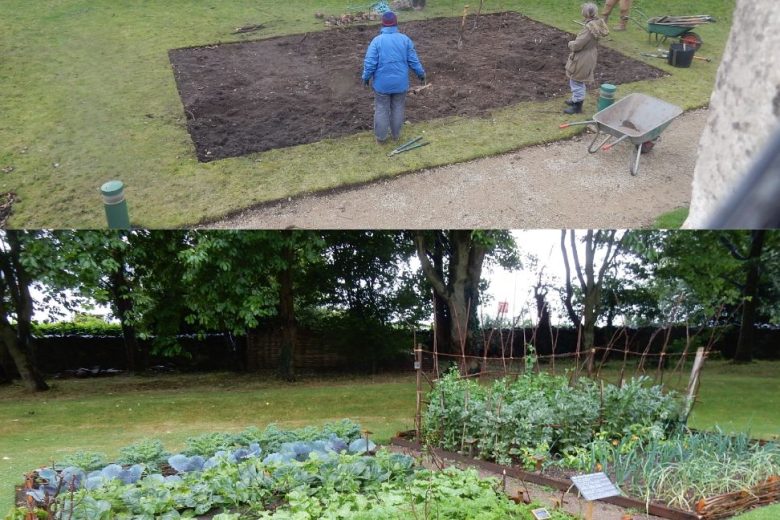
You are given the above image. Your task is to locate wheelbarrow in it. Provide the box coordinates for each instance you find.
[631,9,716,50]
[559,93,683,176]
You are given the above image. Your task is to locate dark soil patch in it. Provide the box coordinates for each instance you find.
[169,12,665,162]
[0,191,18,228]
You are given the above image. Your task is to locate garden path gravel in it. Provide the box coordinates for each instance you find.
[209,109,707,229]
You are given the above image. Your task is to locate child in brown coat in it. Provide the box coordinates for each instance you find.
[564,3,610,114]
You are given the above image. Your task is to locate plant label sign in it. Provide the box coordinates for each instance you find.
[570,472,620,501]
[531,508,552,519]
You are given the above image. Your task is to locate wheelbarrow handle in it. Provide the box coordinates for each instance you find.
[602,134,630,151]
[560,121,595,129]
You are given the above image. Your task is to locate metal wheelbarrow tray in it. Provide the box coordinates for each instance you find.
[560,93,683,175]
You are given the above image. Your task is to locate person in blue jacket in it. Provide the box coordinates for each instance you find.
[362,11,426,143]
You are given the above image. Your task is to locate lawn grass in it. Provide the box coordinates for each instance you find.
[734,504,780,519]
[0,372,417,513]
[1,360,779,514]
[653,206,689,228]
[0,0,734,227]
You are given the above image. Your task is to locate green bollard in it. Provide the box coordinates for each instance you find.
[101,180,130,229]
[597,83,617,112]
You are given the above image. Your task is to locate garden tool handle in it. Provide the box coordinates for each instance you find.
[559,120,594,129]
[602,134,629,151]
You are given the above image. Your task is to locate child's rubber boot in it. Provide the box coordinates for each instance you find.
[564,101,583,115]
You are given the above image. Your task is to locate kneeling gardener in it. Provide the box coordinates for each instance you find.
[362,11,426,143]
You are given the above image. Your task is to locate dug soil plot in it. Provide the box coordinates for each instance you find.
[169,12,665,162]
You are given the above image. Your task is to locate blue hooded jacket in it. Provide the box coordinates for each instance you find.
[362,26,425,94]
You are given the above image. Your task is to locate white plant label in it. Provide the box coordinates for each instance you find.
[570,472,621,501]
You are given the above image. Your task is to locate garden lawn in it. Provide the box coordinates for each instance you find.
[734,504,780,519]
[0,0,735,227]
[653,207,689,228]
[2,361,780,514]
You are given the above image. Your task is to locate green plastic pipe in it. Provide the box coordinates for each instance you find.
[101,180,130,229]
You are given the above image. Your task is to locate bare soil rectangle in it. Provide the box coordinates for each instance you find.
[169,12,665,162]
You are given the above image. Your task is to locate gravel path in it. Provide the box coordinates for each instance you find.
[210,109,707,229]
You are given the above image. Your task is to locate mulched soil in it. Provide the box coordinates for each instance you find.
[169,12,665,162]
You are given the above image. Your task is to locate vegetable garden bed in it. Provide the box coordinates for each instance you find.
[8,421,574,520]
[411,370,780,520]
[169,11,665,161]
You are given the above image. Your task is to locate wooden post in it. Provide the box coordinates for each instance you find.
[585,501,594,520]
[431,289,440,379]
[415,344,423,439]
[457,5,470,49]
[473,0,485,29]
[682,347,706,424]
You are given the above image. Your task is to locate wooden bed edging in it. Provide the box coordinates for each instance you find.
[390,437,702,520]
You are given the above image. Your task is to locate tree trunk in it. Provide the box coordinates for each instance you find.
[582,287,600,375]
[733,230,766,363]
[560,231,582,329]
[110,268,139,374]
[684,0,780,227]
[432,235,452,354]
[561,230,620,376]
[0,318,49,391]
[0,231,49,391]
[415,231,486,367]
[533,286,551,353]
[0,339,15,383]
[277,231,297,381]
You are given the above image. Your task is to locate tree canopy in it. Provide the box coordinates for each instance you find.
[1,229,779,390]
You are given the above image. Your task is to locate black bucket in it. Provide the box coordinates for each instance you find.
[668,43,695,68]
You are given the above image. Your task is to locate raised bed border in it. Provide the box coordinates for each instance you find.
[390,436,701,520]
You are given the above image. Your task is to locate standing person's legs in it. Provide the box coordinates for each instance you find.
[374,92,392,142]
[617,0,632,29]
[570,79,586,102]
[389,92,407,141]
[602,0,619,22]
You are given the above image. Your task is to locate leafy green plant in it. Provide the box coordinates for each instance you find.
[117,439,170,473]
[422,369,681,465]
[183,432,236,457]
[55,451,108,472]
[8,420,576,520]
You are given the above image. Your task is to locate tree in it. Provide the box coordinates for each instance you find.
[637,230,780,361]
[731,230,766,362]
[301,231,427,372]
[27,231,151,373]
[414,231,518,359]
[684,0,780,227]
[180,231,324,380]
[560,230,623,374]
[0,231,49,391]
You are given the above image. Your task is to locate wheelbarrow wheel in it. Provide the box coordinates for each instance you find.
[680,32,702,50]
[630,144,642,176]
[640,139,657,154]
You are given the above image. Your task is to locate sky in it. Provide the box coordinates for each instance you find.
[482,230,567,324]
